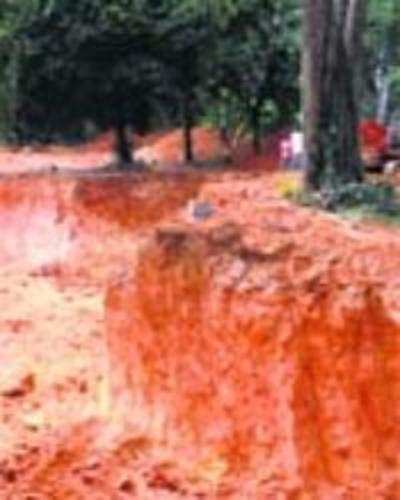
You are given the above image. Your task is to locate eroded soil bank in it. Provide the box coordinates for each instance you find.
[0,171,400,498]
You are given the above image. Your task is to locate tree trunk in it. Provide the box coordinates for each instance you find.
[182,93,194,164]
[250,105,262,155]
[8,45,23,144]
[302,0,365,190]
[217,101,231,149]
[114,122,134,167]
[376,73,391,125]
[375,43,391,124]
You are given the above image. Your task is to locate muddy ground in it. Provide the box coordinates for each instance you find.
[0,132,399,499]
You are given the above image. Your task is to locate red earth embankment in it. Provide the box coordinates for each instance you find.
[73,172,203,231]
[0,127,228,173]
[0,171,400,498]
[0,172,202,275]
[106,175,400,497]
[0,126,285,174]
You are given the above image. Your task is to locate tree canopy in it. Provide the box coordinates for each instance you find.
[0,0,398,174]
[0,0,300,165]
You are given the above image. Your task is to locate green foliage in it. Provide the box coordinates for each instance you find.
[292,181,400,224]
[0,0,399,158]
[0,0,300,151]
[10,0,167,143]
[207,0,300,149]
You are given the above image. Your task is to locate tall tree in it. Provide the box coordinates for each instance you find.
[302,0,366,189]
[7,0,163,166]
[156,1,212,163]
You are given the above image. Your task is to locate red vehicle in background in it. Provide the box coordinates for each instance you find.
[359,119,400,171]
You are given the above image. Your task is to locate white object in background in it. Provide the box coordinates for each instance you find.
[291,132,304,156]
[134,146,159,167]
